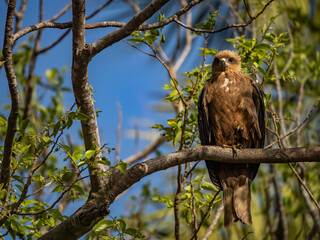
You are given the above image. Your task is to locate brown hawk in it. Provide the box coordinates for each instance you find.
[198,50,265,226]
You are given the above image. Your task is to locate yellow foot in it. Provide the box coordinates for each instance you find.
[222,143,242,156]
[222,143,242,151]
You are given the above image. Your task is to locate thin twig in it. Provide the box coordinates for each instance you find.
[14,171,82,215]
[124,135,166,166]
[266,99,319,148]
[288,163,320,211]
[199,200,223,240]
[48,2,72,22]
[115,102,122,164]
[13,0,204,42]
[191,190,221,240]
[241,231,254,240]
[37,29,71,54]
[189,163,198,239]
[243,0,253,19]
[173,0,274,34]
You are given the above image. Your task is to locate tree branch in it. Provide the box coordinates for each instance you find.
[124,135,166,165]
[88,0,170,58]
[1,0,19,189]
[173,0,274,34]
[12,0,204,43]
[71,0,106,195]
[39,145,320,239]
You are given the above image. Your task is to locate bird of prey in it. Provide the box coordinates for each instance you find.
[197,50,265,226]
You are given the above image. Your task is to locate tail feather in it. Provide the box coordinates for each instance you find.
[222,176,252,227]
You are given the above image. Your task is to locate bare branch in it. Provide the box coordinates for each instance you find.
[86,0,113,19]
[48,2,72,22]
[124,135,166,165]
[288,163,320,211]
[266,99,319,148]
[88,0,170,58]
[37,1,112,55]
[201,203,224,240]
[36,29,71,54]
[13,0,204,43]
[270,164,288,240]
[173,0,194,72]
[22,0,44,120]
[173,0,274,34]
[14,0,27,33]
[115,102,122,164]
[243,0,253,19]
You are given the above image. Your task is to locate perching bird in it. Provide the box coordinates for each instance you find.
[198,50,265,227]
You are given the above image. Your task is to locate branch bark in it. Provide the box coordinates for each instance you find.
[71,0,106,196]
[1,0,19,189]
[36,145,320,239]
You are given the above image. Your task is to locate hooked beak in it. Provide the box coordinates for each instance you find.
[221,59,226,71]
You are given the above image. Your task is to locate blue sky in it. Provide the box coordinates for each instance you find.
[0,0,233,233]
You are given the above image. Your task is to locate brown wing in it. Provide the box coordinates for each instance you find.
[248,78,265,180]
[197,76,265,190]
[198,85,222,190]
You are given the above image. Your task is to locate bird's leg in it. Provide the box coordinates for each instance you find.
[222,143,242,156]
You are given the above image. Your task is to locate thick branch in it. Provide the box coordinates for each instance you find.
[38,145,320,239]
[71,0,106,195]
[106,145,320,205]
[1,0,19,188]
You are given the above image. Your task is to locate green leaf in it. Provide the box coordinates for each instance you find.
[186,210,192,224]
[76,112,89,121]
[255,43,271,51]
[92,219,114,232]
[167,118,178,126]
[200,181,217,192]
[98,156,111,166]
[124,228,145,238]
[62,172,74,182]
[72,150,83,163]
[84,150,95,159]
[49,209,64,221]
[166,199,174,208]
[199,48,218,56]
[0,115,7,127]
[0,60,5,67]
[43,136,51,143]
[158,13,165,22]
[117,219,126,231]
[51,185,65,193]
[117,161,128,174]
[0,189,7,199]
[60,144,71,153]
[72,185,86,195]
[163,84,172,90]
[21,199,39,207]
[19,119,29,130]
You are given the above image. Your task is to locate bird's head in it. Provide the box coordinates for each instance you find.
[212,50,242,73]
